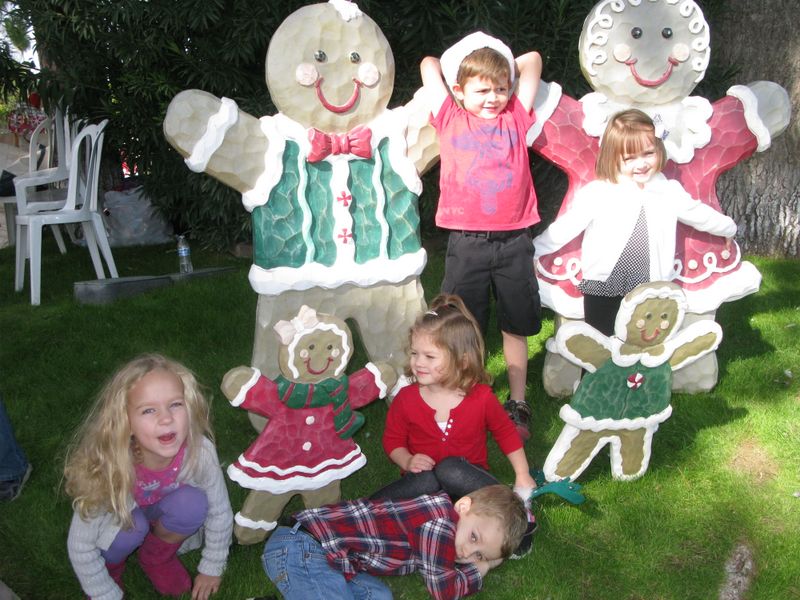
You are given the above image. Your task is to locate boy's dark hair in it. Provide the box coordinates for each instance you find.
[456,47,512,89]
[467,484,528,558]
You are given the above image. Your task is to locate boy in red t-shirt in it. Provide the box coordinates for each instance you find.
[421,32,543,440]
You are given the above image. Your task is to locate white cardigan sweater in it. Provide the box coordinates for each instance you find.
[534,174,737,283]
[67,437,233,600]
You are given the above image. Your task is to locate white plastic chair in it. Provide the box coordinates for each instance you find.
[1,108,74,247]
[14,119,118,305]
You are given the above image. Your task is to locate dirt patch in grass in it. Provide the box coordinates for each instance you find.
[729,438,778,484]
[719,542,755,600]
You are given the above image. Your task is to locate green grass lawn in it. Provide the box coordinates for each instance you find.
[1,237,798,599]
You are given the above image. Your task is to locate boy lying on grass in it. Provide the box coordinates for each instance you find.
[262,484,527,599]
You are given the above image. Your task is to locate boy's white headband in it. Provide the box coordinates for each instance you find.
[440,31,516,91]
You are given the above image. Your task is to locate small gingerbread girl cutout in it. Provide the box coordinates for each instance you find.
[221,305,396,545]
[543,282,722,482]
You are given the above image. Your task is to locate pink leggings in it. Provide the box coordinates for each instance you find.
[101,485,207,564]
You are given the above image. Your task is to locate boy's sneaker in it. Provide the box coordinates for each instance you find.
[0,464,31,502]
[510,516,538,559]
[503,399,531,442]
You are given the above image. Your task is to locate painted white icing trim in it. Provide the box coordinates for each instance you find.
[554,322,612,373]
[234,512,277,532]
[185,97,238,172]
[248,248,427,296]
[390,374,413,399]
[329,0,362,21]
[370,147,390,260]
[669,321,722,371]
[537,279,584,319]
[611,320,721,369]
[727,85,771,152]
[242,116,286,212]
[543,405,671,483]
[365,362,388,398]
[540,260,761,320]
[227,451,366,493]
[672,243,743,285]
[233,446,364,477]
[682,260,761,313]
[580,0,710,83]
[244,110,422,208]
[559,403,673,432]
[526,80,562,145]
[373,107,423,196]
[230,368,262,408]
[535,255,582,288]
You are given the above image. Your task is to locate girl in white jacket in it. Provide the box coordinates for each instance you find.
[534,109,736,335]
[64,354,232,600]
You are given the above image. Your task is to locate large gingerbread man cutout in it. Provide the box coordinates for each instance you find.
[164,1,438,404]
[528,0,790,397]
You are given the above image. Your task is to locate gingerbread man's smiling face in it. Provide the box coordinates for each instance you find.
[580,0,710,105]
[266,2,394,133]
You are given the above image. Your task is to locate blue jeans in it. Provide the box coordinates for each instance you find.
[0,396,28,482]
[263,524,393,600]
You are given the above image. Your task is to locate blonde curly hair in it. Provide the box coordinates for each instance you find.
[63,354,213,529]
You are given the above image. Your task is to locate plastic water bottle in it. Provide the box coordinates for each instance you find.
[177,235,193,274]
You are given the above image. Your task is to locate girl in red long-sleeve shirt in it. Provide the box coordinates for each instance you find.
[374,294,536,502]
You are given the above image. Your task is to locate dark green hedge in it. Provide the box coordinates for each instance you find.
[9,0,733,248]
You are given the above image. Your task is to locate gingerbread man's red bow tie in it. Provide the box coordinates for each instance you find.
[307,125,372,162]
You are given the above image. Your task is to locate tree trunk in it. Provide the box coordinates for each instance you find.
[711,0,799,257]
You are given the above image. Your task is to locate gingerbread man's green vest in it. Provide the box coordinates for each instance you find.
[251,138,421,270]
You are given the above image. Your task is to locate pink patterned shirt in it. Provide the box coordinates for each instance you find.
[134,445,186,506]
[432,95,539,231]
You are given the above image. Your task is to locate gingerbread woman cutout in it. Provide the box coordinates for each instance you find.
[528,0,790,397]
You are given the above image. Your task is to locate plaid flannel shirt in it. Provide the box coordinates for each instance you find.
[296,492,483,600]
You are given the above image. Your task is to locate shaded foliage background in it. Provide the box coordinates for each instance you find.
[6,0,733,248]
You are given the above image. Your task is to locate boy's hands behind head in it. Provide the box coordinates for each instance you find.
[514,51,542,113]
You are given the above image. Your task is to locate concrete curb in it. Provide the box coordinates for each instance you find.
[74,267,237,305]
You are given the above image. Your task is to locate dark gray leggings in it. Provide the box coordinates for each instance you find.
[370,456,499,501]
